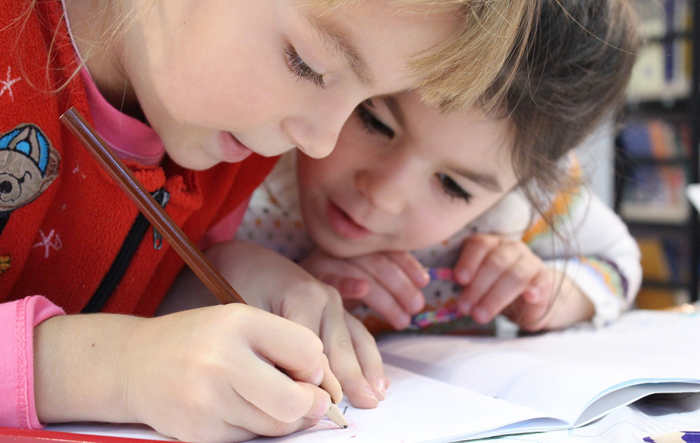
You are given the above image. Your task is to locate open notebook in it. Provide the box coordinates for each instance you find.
[47,309,700,443]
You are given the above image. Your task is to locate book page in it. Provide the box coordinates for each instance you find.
[257,365,567,443]
[49,365,565,443]
[45,310,700,443]
[473,393,700,443]
[378,310,700,424]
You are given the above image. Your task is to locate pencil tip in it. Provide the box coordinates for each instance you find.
[325,402,348,429]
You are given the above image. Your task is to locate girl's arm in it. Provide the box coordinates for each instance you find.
[524,186,642,327]
[33,303,337,442]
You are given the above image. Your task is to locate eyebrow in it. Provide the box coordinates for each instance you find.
[451,166,503,193]
[377,93,502,193]
[304,13,374,88]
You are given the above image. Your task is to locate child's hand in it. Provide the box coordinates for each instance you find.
[206,241,387,409]
[300,249,429,330]
[34,306,335,443]
[454,233,593,331]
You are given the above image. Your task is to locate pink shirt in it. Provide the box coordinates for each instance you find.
[0,297,64,429]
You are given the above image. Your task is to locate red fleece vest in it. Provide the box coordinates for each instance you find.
[0,1,277,316]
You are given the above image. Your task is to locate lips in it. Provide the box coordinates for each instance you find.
[326,200,372,239]
[219,132,253,162]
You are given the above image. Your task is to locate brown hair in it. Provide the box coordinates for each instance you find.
[485,0,639,214]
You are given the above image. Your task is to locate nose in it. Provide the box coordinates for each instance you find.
[355,158,417,215]
[282,98,356,159]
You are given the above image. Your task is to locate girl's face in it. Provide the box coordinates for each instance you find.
[297,93,519,258]
[117,0,459,170]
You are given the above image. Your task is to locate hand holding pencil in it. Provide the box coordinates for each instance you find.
[58,108,386,441]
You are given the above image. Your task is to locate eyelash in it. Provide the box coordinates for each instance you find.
[285,46,325,88]
[437,173,472,203]
[356,103,395,138]
[356,104,471,203]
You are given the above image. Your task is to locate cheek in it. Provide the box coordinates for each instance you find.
[301,132,361,185]
[402,206,479,251]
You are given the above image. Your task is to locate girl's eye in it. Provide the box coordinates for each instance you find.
[285,46,325,88]
[437,173,472,203]
[357,103,395,139]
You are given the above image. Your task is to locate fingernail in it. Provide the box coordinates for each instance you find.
[362,384,379,402]
[374,378,386,400]
[472,307,489,324]
[396,314,411,330]
[313,396,332,420]
[525,288,540,302]
[458,301,471,315]
[418,268,430,285]
[409,295,424,314]
[310,364,324,386]
[457,269,471,283]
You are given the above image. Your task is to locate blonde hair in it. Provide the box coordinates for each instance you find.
[19,0,536,111]
[408,1,537,111]
[314,0,538,111]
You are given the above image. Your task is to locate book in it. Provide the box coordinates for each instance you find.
[44,309,700,443]
[619,164,689,223]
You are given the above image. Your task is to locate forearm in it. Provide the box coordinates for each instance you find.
[34,313,144,424]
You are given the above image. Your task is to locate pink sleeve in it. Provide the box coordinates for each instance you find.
[198,196,252,250]
[0,296,65,429]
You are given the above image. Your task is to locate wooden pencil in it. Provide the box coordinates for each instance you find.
[60,106,347,429]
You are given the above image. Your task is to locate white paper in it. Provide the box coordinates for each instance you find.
[47,310,700,443]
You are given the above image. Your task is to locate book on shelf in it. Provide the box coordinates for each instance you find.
[617,118,691,223]
[627,0,692,102]
[43,310,700,443]
[619,164,689,223]
[619,119,690,159]
[637,236,689,284]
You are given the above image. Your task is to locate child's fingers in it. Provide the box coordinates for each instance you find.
[246,305,326,374]
[527,270,556,304]
[318,274,370,299]
[320,305,380,409]
[454,234,502,285]
[350,254,425,315]
[229,358,330,425]
[361,284,413,330]
[344,312,388,401]
[245,303,344,406]
[383,250,430,287]
[515,272,557,331]
[469,255,541,323]
[300,250,372,299]
[271,290,346,402]
[457,241,520,315]
[241,312,341,421]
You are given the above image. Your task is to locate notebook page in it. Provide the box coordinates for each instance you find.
[378,310,700,424]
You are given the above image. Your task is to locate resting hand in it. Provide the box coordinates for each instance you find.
[453,233,594,331]
[301,249,429,330]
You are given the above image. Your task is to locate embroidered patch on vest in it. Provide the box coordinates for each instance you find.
[0,123,60,226]
[0,255,9,274]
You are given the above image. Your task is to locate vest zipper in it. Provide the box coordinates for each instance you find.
[82,188,170,313]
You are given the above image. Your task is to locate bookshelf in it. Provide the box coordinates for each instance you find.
[614,0,700,306]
